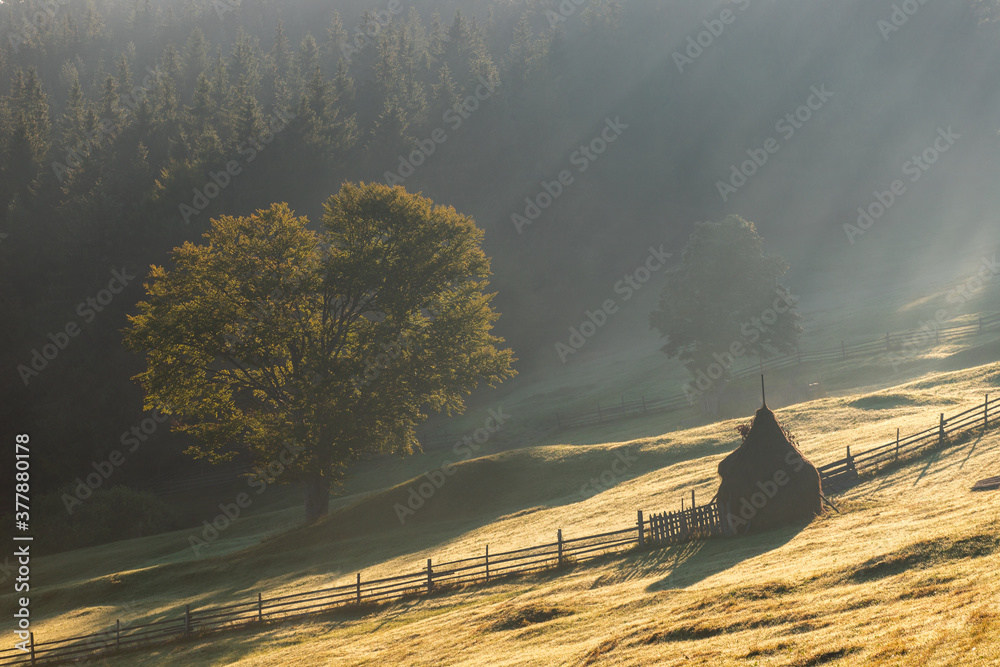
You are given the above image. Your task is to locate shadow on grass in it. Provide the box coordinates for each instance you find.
[848,424,997,498]
[643,522,805,591]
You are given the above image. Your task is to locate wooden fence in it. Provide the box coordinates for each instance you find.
[556,313,1000,431]
[819,393,1000,491]
[642,503,726,546]
[6,361,999,665]
[0,522,647,666]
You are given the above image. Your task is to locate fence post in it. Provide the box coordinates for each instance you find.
[29,632,35,665]
[986,394,990,429]
[426,559,433,594]
[691,490,696,509]
[637,510,645,548]
[184,604,191,636]
[940,413,945,444]
[485,545,490,583]
[258,592,263,621]
[116,619,121,650]
[557,529,563,566]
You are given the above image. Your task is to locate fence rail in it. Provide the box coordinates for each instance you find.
[819,393,1000,491]
[556,313,1000,431]
[643,503,725,546]
[6,337,1000,664]
[0,503,723,666]
[0,523,646,666]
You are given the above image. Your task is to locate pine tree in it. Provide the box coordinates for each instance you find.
[182,27,210,97]
[60,68,89,147]
[333,60,356,104]
[84,0,106,41]
[296,34,321,81]
[229,28,263,96]
[503,13,536,93]
[326,12,349,68]
[430,64,460,122]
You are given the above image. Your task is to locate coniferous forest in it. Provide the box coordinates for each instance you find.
[2,0,1000,545]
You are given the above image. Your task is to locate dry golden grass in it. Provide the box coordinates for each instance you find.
[10,360,1000,666]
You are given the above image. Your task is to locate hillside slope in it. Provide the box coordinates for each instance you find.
[8,362,1000,665]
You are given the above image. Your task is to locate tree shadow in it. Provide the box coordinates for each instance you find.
[958,432,987,470]
[644,522,806,591]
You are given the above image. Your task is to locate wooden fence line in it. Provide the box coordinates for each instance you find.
[0,499,726,666]
[556,313,1000,431]
[5,376,999,664]
[0,525,642,666]
[818,393,1000,491]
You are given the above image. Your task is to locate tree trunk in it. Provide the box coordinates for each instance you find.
[304,472,330,522]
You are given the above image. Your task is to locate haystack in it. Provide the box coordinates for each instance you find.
[716,403,823,534]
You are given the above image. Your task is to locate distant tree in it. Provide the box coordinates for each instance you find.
[229,29,264,96]
[502,13,538,93]
[649,215,801,397]
[124,184,515,521]
[182,27,211,94]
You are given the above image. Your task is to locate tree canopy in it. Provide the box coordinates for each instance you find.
[649,215,801,395]
[123,183,515,520]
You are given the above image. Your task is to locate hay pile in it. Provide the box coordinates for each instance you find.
[717,404,823,534]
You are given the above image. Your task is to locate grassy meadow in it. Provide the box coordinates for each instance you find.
[6,273,1000,666]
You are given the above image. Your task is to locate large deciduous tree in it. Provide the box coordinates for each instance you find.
[124,183,515,521]
[649,215,801,397]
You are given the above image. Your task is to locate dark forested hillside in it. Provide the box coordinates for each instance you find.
[2,0,999,505]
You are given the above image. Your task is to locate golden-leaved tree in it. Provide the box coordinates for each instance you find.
[124,182,515,521]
